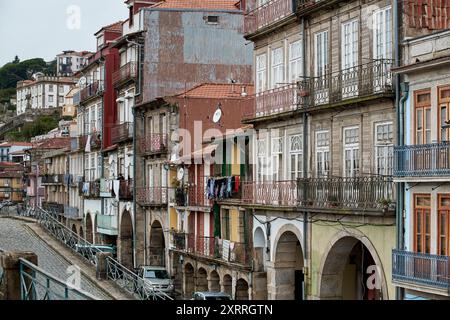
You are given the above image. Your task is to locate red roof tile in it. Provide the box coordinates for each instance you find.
[173,83,254,99]
[32,138,71,150]
[152,0,240,10]
[95,21,123,35]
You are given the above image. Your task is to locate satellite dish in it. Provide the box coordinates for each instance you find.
[78,77,87,86]
[177,167,184,181]
[212,107,222,124]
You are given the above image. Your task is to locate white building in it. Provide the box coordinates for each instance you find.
[57,50,93,76]
[16,74,78,116]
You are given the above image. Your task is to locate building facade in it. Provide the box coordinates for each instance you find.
[56,50,93,76]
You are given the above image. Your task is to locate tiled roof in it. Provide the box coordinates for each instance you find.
[174,83,254,99]
[32,137,71,150]
[0,142,33,148]
[95,21,123,35]
[151,0,240,10]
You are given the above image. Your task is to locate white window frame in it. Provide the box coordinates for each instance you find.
[343,126,360,178]
[289,134,303,180]
[289,40,302,82]
[271,47,284,89]
[256,138,267,182]
[375,122,394,176]
[373,6,392,60]
[316,130,330,177]
[341,19,359,71]
[271,137,283,181]
[256,53,267,94]
[314,30,329,77]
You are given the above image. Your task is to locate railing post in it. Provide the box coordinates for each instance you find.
[96,252,113,281]
[0,251,38,300]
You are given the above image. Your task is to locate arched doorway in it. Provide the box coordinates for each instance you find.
[236,279,249,300]
[253,227,266,271]
[209,270,220,292]
[85,213,93,243]
[119,210,133,269]
[149,220,165,266]
[222,274,232,296]
[71,224,77,235]
[196,268,208,292]
[79,226,84,239]
[184,263,195,299]
[318,236,384,300]
[272,230,304,300]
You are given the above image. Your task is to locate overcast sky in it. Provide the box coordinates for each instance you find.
[0,0,126,67]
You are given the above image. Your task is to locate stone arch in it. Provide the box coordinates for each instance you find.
[253,227,266,272]
[268,224,304,300]
[222,274,232,296]
[149,219,165,266]
[119,210,133,269]
[254,227,266,247]
[184,263,195,299]
[85,212,94,243]
[317,232,388,300]
[196,267,208,292]
[235,278,249,300]
[209,270,220,292]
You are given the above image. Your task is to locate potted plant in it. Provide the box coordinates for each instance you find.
[379,198,392,212]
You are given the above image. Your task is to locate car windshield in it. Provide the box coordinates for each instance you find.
[144,269,169,279]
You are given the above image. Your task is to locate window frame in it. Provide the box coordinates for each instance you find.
[414,89,431,145]
[374,121,394,176]
[343,126,360,177]
[316,130,330,177]
[438,194,450,256]
[314,30,329,77]
[414,194,431,254]
[373,6,393,60]
[438,85,450,142]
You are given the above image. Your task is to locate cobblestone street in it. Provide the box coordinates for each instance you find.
[0,217,110,299]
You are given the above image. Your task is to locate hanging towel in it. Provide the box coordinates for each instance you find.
[113,180,120,201]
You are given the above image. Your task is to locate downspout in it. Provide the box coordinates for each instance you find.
[301,16,308,301]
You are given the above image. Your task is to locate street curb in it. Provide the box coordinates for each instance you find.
[22,222,133,300]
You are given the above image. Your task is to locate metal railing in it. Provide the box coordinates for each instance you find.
[392,249,450,290]
[394,142,450,177]
[41,174,64,185]
[242,180,297,206]
[105,257,173,300]
[118,179,133,200]
[244,83,298,120]
[139,133,168,155]
[111,122,133,144]
[244,0,295,35]
[297,176,395,211]
[136,187,168,206]
[19,257,99,300]
[188,184,210,207]
[80,80,104,103]
[112,62,138,87]
[298,60,393,109]
[79,180,101,198]
[42,202,65,214]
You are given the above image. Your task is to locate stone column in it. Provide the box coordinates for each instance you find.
[96,252,113,280]
[0,251,38,300]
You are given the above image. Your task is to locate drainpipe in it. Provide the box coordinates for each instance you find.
[301,16,308,301]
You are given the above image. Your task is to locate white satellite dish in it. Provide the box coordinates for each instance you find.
[212,107,222,123]
[78,77,87,86]
[177,167,184,181]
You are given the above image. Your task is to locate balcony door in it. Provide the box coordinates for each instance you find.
[341,20,359,99]
[314,30,329,105]
[271,137,283,205]
[414,90,431,172]
[373,6,393,90]
[413,194,432,281]
[315,131,330,206]
[343,127,360,207]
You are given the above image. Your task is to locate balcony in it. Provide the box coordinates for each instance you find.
[172,233,250,266]
[242,180,297,207]
[79,80,104,103]
[111,122,133,144]
[174,187,187,206]
[79,180,101,198]
[97,214,118,236]
[139,133,168,155]
[244,0,296,37]
[298,176,395,214]
[297,0,341,17]
[298,60,393,111]
[136,187,168,206]
[64,205,82,220]
[112,62,138,87]
[42,202,64,214]
[188,184,210,207]
[394,142,450,180]
[118,179,133,200]
[41,174,64,185]
[243,83,298,122]
[392,250,450,294]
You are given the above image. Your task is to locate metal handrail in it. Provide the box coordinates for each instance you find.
[19,257,99,300]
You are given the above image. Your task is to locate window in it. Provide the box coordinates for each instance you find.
[256,54,267,93]
[271,137,283,181]
[222,210,230,240]
[90,107,96,133]
[49,85,54,93]
[206,16,219,24]
[289,135,302,180]
[414,90,431,144]
[257,139,266,181]
[316,130,330,177]
[414,194,431,254]
[289,40,302,82]
[373,6,392,60]
[438,195,450,256]
[59,96,64,104]
[315,31,329,77]
[48,95,54,103]
[342,20,359,70]
[271,47,284,89]
[439,86,450,142]
[375,122,394,176]
[97,34,104,49]
[59,85,64,92]
[343,127,360,177]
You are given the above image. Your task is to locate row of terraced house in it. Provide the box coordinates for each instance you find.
[19,0,450,300]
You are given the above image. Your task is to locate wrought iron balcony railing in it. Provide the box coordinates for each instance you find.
[112,62,138,87]
[136,187,168,206]
[392,249,450,290]
[394,142,450,177]
[243,83,298,120]
[63,205,82,220]
[139,133,168,155]
[111,122,133,144]
[97,214,119,236]
[118,179,133,200]
[41,174,64,185]
[188,184,210,207]
[297,0,339,16]
[297,176,395,212]
[79,80,104,103]
[242,180,297,207]
[42,202,64,214]
[79,180,101,198]
[298,60,393,110]
[244,0,296,36]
